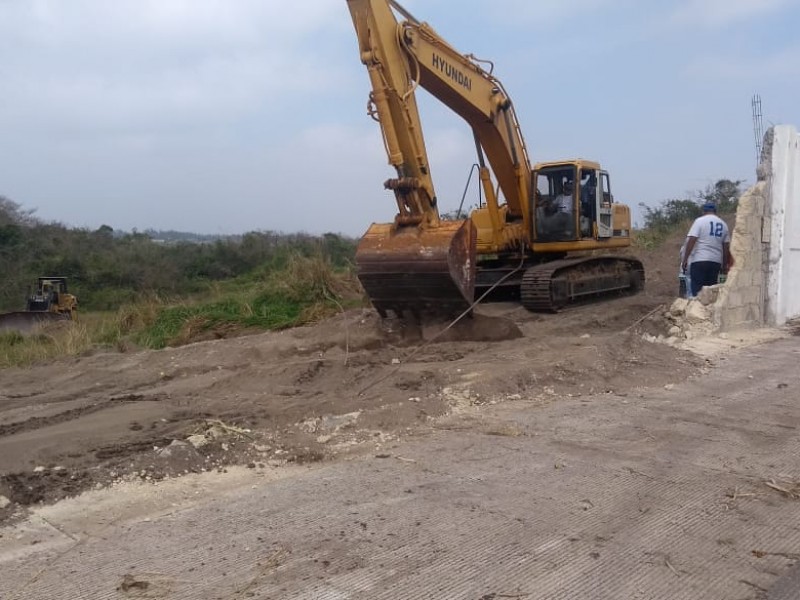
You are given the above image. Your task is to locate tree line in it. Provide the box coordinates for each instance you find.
[0,179,744,312]
[0,196,357,312]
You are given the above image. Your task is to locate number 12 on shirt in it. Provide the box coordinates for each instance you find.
[709,222,724,237]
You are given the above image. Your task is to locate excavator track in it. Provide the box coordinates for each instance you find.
[520,255,644,312]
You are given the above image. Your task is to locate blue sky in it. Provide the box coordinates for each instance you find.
[1,0,798,235]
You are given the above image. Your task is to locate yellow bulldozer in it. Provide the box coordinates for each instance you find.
[0,277,78,334]
[346,0,644,319]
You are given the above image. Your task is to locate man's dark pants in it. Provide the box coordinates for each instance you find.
[689,261,721,296]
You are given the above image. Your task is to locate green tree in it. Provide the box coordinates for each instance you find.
[0,224,23,247]
[0,197,358,312]
[695,179,744,214]
[639,178,744,232]
[638,199,702,232]
[0,195,38,226]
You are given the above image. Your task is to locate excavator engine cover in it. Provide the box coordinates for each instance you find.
[356,219,477,318]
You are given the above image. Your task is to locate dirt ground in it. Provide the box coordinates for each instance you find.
[0,233,700,522]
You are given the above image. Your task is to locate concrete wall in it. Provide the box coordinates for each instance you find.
[766,125,800,325]
[712,182,768,330]
[710,124,800,330]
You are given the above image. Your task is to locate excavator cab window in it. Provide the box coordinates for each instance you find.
[534,167,578,242]
[579,169,598,238]
[600,172,612,205]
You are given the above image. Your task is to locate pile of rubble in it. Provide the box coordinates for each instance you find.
[645,284,724,345]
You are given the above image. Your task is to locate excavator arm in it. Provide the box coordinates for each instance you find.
[348,0,533,240]
[348,0,439,228]
[346,0,533,317]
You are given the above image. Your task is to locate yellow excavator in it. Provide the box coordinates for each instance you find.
[0,277,78,334]
[346,0,644,318]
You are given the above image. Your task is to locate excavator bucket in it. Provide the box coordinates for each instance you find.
[355,219,477,319]
[0,311,71,335]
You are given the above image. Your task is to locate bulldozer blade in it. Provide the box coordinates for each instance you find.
[355,219,477,319]
[0,311,71,335]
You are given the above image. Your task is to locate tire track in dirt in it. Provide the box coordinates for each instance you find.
[0,393,166,437]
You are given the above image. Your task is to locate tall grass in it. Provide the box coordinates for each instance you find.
[138,254,362,349]
[0,321,94,368]
[632,218,694,251]
[0,253,364,367]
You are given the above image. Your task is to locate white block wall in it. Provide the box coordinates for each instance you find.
[766,125,800,325]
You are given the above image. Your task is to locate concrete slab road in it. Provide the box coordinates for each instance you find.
[2,337,800,599]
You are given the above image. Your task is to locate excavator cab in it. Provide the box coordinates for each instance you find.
[534,165,579,242]
[533,160,620,243]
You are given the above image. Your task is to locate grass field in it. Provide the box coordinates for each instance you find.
[0,255,363,368]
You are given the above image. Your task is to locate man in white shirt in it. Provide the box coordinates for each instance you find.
[680,202,734,297]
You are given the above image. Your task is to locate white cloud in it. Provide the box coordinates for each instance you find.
[1,52,347,135]
[684,43,800,80]
[484,0,632,26]
[0,122,394,236]
[264,124,396,235]
[0,0,348,135]
[424,128,481,211]
[0,0,340,46]
[670,0,793,28]
[264,123,480,234]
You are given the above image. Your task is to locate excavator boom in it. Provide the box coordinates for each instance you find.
[347,0,478,317]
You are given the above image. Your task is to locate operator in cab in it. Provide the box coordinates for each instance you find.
[545,180,574,237]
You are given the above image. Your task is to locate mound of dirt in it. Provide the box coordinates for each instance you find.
[0,241,699,521]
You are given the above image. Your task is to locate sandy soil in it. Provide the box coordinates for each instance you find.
[0,236,701,522]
